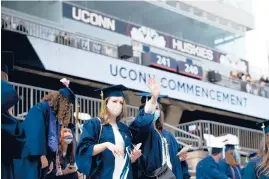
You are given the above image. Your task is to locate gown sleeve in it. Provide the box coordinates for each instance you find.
[22,102,49,156]
[1,80,19,112]
[206,166,229,179]
[219,160,229,177]
[1,80,26,159]
[129,109,154,143]
[242,161,257,179]
[75,118,102,177]
[1,112,25,159]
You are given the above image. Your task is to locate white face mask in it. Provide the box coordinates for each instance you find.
[107,100,123,117]
[64,138,72,144]
[154,110,160,120]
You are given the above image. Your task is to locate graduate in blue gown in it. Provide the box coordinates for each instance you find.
[243,121,269,179]
[219,135,243,179]
[46,123,80,179]
[75,85,142,179]
[196,134,229,179]
[129,78,190,179]
[14,78,75,179]
[1,79,26,179]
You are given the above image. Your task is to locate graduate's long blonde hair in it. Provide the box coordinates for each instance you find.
[225,150,238,167]
[256,134,269,177]
[99,97,127,124]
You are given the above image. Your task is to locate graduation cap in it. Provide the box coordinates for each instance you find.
[1,51,14,76]
[1,80,19,111]
[224,144,235,152]
[135,92,168,104]
[204,134,225,155]
[256,120,269,151]
[248,152,257,158]
[58,78,76,104]
[95,84,128,117]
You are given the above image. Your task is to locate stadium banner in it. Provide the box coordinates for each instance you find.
[62,2,241,64]
[28,35,269,120]
[142,52,178,72]
[177,59,203,80]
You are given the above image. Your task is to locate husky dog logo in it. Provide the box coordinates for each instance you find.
[220,54,247,72]
[130,26,166,48]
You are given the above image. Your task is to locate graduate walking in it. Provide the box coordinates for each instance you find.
[75,85,142,179]
[14,78,75,179]
[1,79,26,179]
[129,78,190,179]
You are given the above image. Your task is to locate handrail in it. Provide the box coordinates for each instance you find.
[177,120,263,134]
[10,82,139,121]
[177,120,263,151]
[1,12,118,58]
[165,123,200,139]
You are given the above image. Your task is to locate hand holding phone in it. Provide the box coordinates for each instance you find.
[177,145,193,156]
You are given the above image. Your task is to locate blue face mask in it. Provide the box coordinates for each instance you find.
[154,110,160,120]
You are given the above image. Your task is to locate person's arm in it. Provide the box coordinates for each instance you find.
[242,161,257,179]
[218,160,229,177]
[22,103,48,156]
[145,78,160,114]
[75,119,100,176]
[75,119,123,176]
[129,110,154,143]
[205,166,229,179]
[92,142,109,156]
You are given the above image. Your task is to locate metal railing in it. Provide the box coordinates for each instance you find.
[1,13,118,58]
[177,120,263,152]
[11,82,139,121]
[164,123,201,147]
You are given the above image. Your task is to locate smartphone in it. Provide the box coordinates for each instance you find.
[135,143,142,150]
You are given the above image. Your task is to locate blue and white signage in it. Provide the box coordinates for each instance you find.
[28,36,269,120]
[177,59,203,80]
[142,52,177,72]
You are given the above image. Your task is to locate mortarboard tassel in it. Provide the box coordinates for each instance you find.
[100,91,105,118]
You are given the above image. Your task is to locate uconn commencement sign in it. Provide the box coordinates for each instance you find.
[28,36,269,119]
[109,64,247,107]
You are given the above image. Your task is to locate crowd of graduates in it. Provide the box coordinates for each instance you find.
[2,63,269,179]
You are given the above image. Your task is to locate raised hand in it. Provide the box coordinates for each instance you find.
[147,77,160,99]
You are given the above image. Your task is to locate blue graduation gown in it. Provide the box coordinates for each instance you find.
[14,101,58,179]
[75,118,133,179]
[129,109,190,179]
[196,155,228,179]
[219,159,242,179]
[1,80,26,179]
[242,157,269,179]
